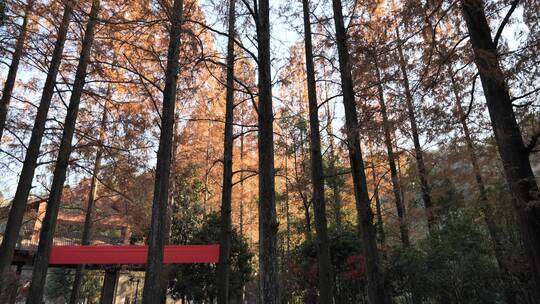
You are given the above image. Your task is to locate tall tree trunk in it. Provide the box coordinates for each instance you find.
[460,0,540,293]
[25,2,100,302]
[325,103,342,227]
[301,1,334,300]
[7,265,22,304]
[448,66,516,304]
[141,0,183,303]
[284,137,291,257]
[292,147,312,237]
[256,0,279,302]
[216,0,236,302]
[396,146,407,203]
[0,1,75,296]
[331,0,389,303]
[204,118,211,210]
[69,97,109,304]
[0,0,33,142]
[373,57,410,246]
[395,26,435,231]
[238,124,246,304]
[282,136,292,302]
[239,123,245,237]
[282,132,294,304]
[368,145,386,246]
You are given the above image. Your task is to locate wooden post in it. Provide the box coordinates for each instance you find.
[100,268,119,304]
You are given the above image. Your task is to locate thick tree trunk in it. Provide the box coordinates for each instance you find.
[331,0,389,303]
[69,97,109,304]
[216,0,236,303]
[0,1,75,296]
[300,1,334,298]
[100,268,119,304]
[256,0,279,302]
[141,0,183,303]
[0,0,33,142]
[373,58,410,246]
[461,0,540,293]
[395,26,435,232]
[25,2,100,302]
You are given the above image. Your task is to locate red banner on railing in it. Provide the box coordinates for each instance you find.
[49,245,219,265]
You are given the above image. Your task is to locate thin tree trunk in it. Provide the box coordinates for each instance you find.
[368,145,385,246]
[238,124,246,304]
[216,0,236,302]
[204,118,211,210]
[0,0,33,142]
[395,26,435,232]
[0,0,75,296]
[373,57,410,246]
[448,56,516,304]
[302,198,312,236]
[256,0,279,302]
[25,2,100,302]
[323,66,343,227]
[141,0,183,303]
[325,102,342,227]
[284,137,291,257]
[282,133,294,303]
[240,125,245,237]
[396,147,406,204]
[283,136,292,302]
[7,264,22,304]
[69,96,109,304]
[331,0,389,302]
[461,0,540,294]
[292,146,312,236]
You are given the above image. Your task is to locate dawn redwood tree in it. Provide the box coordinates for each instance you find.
[324,102,343,227]
[25,1,100,302]
[395,25,435,231]
[216,0,236,302]
[368,144,385,245]
[0,0,75,295]
[255,0,279,302]
[372,53,410,246]
[447,66,516,304]
[142,0,184,302]
[460,0,540,293]
[301,0,333,301]
[331,0,389,302]
[68,96,109,304]
[0,0,34,142]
